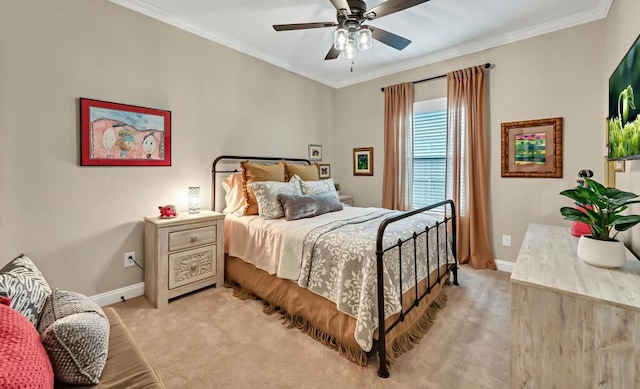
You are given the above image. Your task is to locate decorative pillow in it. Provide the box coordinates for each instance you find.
[300,177,339,199]
[280,161,320,181]
[241,161,286,216]
[277,192,344,221]
[0,254,52,326]
[222,172,245,214]
[0,298,54,388]
[251,180,302,219]
[38,289,109,385]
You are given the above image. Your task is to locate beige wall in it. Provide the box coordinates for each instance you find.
[2,0,637,298]
[335,21,607,263]
[604,0,640,256]
[0,1,335,295]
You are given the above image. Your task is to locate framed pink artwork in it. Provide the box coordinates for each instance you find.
[80,98,171,166]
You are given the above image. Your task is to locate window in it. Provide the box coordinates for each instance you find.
[412,98,447,210]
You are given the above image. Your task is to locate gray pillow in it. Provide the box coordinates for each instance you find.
[38,289,109,385]
[277,192,343,221]
[0,254,52,326]
[250,180,302,219]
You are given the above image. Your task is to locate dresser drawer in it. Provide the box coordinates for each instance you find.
[168,245,216,289]
[168,225,216,252]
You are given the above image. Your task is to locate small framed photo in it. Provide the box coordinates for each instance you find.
[319,164,331,179]
[353,147,374,176]
[613,160,625,172]
[308,144,322,161]
[80,98,171,166]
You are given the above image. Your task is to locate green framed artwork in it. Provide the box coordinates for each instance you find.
[353,147,373,176]
[501,117,563,178]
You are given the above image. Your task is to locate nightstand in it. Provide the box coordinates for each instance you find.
[143,210,225,308]
[339,194,353,206]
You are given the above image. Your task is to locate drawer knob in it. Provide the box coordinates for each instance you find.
[190,237,197,243]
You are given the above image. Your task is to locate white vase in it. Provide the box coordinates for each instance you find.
[576,235,626,268]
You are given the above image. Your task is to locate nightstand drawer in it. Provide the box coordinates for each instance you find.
[169,225,216,252]
[144,210,225,308]
[168,245,216,289]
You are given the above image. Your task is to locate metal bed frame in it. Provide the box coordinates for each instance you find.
[212,155,458,378]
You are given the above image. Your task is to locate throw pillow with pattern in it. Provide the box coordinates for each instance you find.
[0,254,52,327]
[251,180,302,219]
[38,289,109,385]
[299,176,339,199]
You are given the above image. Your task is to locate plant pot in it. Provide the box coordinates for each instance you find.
[576,235,626,268]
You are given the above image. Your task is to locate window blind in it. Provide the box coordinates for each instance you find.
[412,107,447,209]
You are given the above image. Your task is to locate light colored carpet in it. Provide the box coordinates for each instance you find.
[112,265,510,389]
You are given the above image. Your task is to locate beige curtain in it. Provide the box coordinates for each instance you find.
[382,83,414,210]
[446,66,496,269]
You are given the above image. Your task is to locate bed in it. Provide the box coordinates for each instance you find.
[212,155,458,378]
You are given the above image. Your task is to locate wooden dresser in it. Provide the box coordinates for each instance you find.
[144,211,225,308]
[511,223,640,388]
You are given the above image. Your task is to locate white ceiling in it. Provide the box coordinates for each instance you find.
[110,0,612,89]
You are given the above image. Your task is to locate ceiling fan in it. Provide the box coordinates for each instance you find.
[273,0,431,60]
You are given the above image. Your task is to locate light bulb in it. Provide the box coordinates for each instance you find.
[356,27,372,51]
[343,37,357,59]
[334,28,348,51]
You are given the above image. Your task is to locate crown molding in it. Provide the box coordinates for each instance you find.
[110,0,612,89]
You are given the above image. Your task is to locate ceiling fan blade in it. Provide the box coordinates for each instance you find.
[273,22,337,31]
[330,0,352,16]
[325,45,340,60]
[369,26,411,50]
[365,0,431,20]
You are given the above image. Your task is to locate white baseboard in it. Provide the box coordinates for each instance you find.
[495,259,514,273]
[90,282,145,307]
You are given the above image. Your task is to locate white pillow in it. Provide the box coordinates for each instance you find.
[222,173,245,214]
[251,180,302,219]
[299,176,339,200]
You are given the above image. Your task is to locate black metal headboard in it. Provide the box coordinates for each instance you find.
[211,155,311,212]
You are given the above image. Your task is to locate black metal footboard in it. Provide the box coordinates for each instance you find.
[374,199,458,378]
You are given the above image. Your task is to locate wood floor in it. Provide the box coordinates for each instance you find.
[112,265,511,389]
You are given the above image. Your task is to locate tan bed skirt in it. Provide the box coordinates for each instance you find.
[224,255,450,367]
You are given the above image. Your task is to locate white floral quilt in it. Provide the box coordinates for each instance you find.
[278,207,454,351]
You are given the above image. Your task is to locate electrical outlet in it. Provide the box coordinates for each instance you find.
[124,252,136,267]
[502,235,512,247]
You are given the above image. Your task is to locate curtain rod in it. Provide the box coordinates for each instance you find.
[380,62,491,92]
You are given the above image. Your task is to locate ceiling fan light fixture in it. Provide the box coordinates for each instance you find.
[334,28,348,51]
[343,37,357,59]
[356,27,372,50]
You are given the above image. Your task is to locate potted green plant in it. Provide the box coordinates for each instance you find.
[560,177,640,267]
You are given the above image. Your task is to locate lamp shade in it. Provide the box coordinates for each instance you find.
[343,37,357,59]
[356,27,372,50]
[188,186,200,214]
[334,28,348,51]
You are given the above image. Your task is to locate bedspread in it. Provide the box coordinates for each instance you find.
[278,208,454,351]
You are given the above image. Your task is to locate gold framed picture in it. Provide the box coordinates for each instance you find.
[501,117,563,178]
[353,147,373,176]
[613,160,626,172]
